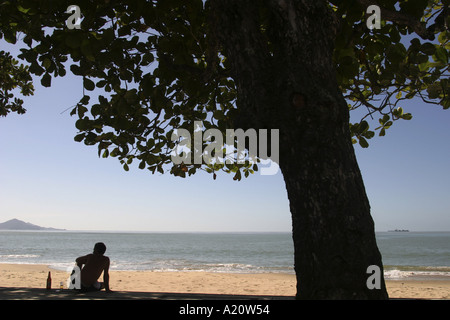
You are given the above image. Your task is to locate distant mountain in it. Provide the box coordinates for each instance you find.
[0,219,65,231]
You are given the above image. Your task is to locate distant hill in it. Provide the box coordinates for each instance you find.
[0,219,65,231]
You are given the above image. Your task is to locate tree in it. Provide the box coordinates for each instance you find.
[1,0,448,299]
[0,50,34,116]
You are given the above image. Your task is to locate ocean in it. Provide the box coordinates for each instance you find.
[0,231,449,280]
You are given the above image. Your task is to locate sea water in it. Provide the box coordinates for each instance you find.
[0,231,448,280]
[377,232,450,280]
[0,231,294,274]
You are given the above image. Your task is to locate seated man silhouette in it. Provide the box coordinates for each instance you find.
[76,242,111,292]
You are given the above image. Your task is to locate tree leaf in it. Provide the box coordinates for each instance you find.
[420,42,436,55]
[41,73,51,87]
[358,137,369,148]
[65,33,81,49]
[434,47,448,63]
[83,78,95,91]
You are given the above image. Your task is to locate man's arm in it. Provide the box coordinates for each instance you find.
[75,255,88,268]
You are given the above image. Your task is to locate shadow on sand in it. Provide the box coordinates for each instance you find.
[0,287,294,300]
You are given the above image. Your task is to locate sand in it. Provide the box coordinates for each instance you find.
[0,263,449,299]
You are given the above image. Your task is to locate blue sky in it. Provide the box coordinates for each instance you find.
[1,44,449,232]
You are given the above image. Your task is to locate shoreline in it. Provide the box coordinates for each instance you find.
[0,263,449,299]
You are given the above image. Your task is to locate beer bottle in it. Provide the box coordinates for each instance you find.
[46,271,51,290]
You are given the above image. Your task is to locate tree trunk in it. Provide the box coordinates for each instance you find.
[211,0,389,299]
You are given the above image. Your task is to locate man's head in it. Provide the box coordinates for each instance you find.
[93,242,106,255]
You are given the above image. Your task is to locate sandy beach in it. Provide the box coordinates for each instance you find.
[0,263,449,299]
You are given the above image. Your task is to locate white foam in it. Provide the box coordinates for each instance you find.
[384,268,450,279]
[0,254,39,258]
[384,269,415,279]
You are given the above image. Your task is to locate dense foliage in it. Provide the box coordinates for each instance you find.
[0,0,448,176]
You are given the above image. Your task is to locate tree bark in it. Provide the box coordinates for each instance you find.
[210,0,389,299]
